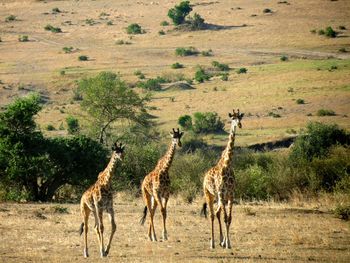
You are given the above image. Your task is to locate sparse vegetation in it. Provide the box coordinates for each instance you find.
[296,98,305,104]
[338,47,347,53]
[106,21,113,26]
[212,61,230,71]
[62,46,74,53]
[52,8,61,13]
[325,26,338,38]
[263,8,272,13]
[171,62,184,69]
[268,112,281,118]
[175,47,199,56]
[78,55,88,61]
[280,55,288,61]
[18,35,29,42]
[194,67,211,83]
[160,21,169,26]
[126,23,143,34]
[66,116,79,135]
[44,24,62,33]
[134,70,145,79]
[237,67,248,74]
[46,124,55,131]
[115,40,131,45]
[201,50,212,56]
[317,109,336,116]
[158,30,165,35]
[5,15,16,22]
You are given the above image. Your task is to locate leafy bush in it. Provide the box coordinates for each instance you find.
[192,112,224,134]
[160,21,169,26]
[171,62,184,69]
[296,98,305,104]
[263,8,272,13]
[44,24,62,33]
[318,29,325,35]
[107,21,113,26]
[237,67,247,74]
[194,67,211,83]
[62,46,74,53]
[212,61,230,71]
[168,1,192,25]
[268,112,281,118]
[66,116,79,134]
[18,35,29,42]
[178,115,192,130]
[317,109,336,116]
[175,47,198,56]
[46,124,55,131]
[201,50,212,56]
[126,23,143,34]
[186,13,205,30]
[158,30,165,35]
[290,122,349,162]
[52,8,61,13]
[280,55,288,61]
[78,55,88,61]
[5,15,16,22]
[334,205,350,220]
[221,73,229,81]
[137,78,162,91]
[325,26,338,38]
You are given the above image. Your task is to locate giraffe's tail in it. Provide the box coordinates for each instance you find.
[79,222,84,236]
[140,206,148,226]
[200,202,208,218]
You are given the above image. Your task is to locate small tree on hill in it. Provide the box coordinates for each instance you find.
[168,1,192,25]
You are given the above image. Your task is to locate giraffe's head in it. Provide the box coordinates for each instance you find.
[228,109,244,130]
[170,128,184,147]
[111,142,125,161]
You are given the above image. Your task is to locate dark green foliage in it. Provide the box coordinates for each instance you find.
[318,29,325,35]
[178,115,192,130]
[66,116,79,135]
[280,55,288,61]
[0,95,108,201]
[137,78,162,91]
[168,1,192,25]
[175,47,198,56]
[18,35,29,42]
[192,112,224,134]
[62,46,74,53]
[338,47,347,53]
[5,15,16,22]
[268,112,281,118]
[194,67,211,83]
[126,23,143,34]
[171,62,184,69]
[186,13,205,30]
[296,98,305,104]
[160,21,169,26]
[106,21,113,26]
[212,61,230,71]
[158,30,165,35]
[221,73,229,81]
[46,124,55,131]
[290,122,349,162]
[317,109,336,116]
[44,24,62,33]
[78,55,88,61]
[325,26,338,38]
[263,8,272,13]
[134,70,145,79]
[334,205,350,221]
[78,71,151,143]
[52,8,61,13]
[237,67,247,74]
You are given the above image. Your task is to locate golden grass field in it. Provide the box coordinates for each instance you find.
[0,196,349,263]
[0,1,350,262]
[0,0,349,146]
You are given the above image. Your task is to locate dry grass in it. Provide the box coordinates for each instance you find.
[0,197,349,262]
[0,0,349,146]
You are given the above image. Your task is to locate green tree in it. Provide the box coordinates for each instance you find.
[168,1,192,25]
[192,112,224,134]
[78,71,151,144]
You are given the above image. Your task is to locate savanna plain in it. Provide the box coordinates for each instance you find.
[0,0,350,262]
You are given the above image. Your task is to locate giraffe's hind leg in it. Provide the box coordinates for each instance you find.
[104,206,116,256]
[215,195,224,246]
[223,199,233,249]
[204,189,215,249]
[143,189,157,241]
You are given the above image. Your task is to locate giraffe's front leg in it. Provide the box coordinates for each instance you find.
[104,207,117,256]
[95,206,107,257]
[160,197,169,241]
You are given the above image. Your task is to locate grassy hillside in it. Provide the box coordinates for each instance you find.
[0,0,349,146]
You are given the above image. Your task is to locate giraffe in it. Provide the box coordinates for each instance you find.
[140,128,184,242]
[79,142,125,258]
[201,109,244,249]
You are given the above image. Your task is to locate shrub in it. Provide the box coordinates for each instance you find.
[134,70,145,79]
[78,55,88,61]
[175,47,198,56]
[318,29,325,35]
[168,1,192,25]
[192,112,224,134]
[201,50,212,56]
[194,67,211,83]
[280,55,288,61]
[325,26,338,38]
[160,21,169,26]
[221,73,229,81]
[62,46,74,53]
[263,8,272,13]
[317,109,336,116]
[107,21,113,26]
[85,19,96,26]
[296,98,305,104]
[268,112,281,118]
[338,47,347,53]
[18,35,29,42]
[44,24,62,33]
[52,7,61,13]
[237,67,247,74]
[171,62,184,69]
[72,88,83,101]
[178,115,192,130]
[137,78,162,91]
[186,13,205,30]
[66,116,79,135]
[126,23,143,34]
[334,205,350,221]
[158,30,165,35]
[290,122,349,162]
[338,25,346,30]
[5,15,16,22]
[212,61,230,71]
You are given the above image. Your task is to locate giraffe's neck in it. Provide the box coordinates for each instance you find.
[159,142,176,174]
[220,126,236,169]
[98,152,119,185]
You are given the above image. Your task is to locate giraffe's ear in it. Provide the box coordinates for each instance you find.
[180,131,184,137]
[228,113,233,118]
